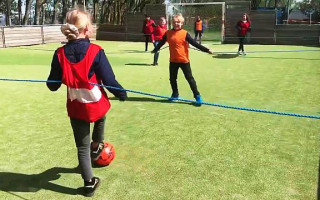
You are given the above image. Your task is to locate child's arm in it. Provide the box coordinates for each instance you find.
[47,51,62,91]
[152,20,157,27]
[94,50,127,101]
[186,33,213,54]
[151,33,167,53]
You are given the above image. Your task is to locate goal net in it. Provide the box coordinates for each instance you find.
[166,2,225,43]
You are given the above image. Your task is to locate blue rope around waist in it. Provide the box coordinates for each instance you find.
[0,78,319,120]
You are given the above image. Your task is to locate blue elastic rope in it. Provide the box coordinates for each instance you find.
[1,78,319,120]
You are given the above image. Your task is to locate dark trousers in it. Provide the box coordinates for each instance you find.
[70,116,106,181]
[194,30,202,43]
[144,34,151,51]
[153,41,160,64]
[238,36,245,52]
[169,62,200,98]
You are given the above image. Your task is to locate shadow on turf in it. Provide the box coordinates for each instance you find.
[212,53,239,59]
[241,56,320,61]
[107,50,148,54]
[0,166,83,196]
[109,96,196,106]
[121,50,148,53]
[125,63,153,66]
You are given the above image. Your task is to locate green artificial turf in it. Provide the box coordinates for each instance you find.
[0,41,319,199]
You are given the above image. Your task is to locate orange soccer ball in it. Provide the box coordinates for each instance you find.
[94,142,115,166]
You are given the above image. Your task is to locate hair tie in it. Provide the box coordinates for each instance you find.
[61,23,80,40]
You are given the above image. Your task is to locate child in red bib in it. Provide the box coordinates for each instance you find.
[47,8,127,197]
[151,17,167,66]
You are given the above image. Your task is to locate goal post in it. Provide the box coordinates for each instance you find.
[166,2,225,43]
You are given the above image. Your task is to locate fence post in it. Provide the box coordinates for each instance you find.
[1,27,6,48]
[41,25,45,44]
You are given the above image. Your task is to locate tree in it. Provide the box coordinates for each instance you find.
[5,0,12,26]
[52,0,59,23]
[23,0,33,25]
[34,0,48,24]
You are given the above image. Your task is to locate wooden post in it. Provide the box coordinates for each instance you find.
[1,27,6,48]
[41,25,45,44]
[221,2,226,44]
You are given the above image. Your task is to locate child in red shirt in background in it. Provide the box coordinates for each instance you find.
[236,13,251,55]
[151,17,167,66]
[142,14,156,51]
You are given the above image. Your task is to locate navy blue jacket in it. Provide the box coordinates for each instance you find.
[47,39,127,100]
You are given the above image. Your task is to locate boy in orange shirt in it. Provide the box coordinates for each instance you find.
[152,14,213,105]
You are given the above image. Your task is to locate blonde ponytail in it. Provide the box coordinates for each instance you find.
[61,9,92,40]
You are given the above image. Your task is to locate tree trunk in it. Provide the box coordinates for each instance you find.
[23,0,32,25]
[99,0,107,24]
[18,0,22,25]
[41,4,45,24]
[72,0,77,8]
[61,0,68,23]
[112,2,116,24]
[52,0,59,24]
[93,0,98,22]
[34,0,40,25]
[5,0,11,26]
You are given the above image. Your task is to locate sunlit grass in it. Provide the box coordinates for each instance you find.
[0,41,319,199]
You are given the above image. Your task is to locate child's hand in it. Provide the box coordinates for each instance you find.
[208,50,214,54]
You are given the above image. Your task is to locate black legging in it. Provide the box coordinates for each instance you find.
[238,36,245,52]
[144,34,152,51]
[169,62,200,98]
[70,116,106,181]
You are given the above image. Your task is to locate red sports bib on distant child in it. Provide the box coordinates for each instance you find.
[152,24,167,41]
[57,44,111,122]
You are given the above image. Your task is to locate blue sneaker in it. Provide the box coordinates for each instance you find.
[195,95,203,106]
[168,95,179,102]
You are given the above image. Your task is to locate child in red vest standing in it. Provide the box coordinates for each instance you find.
[236,13,251,55]
[151,17,167,66]
[47,9,127,197]
[142,14,156,51]
[152,14,213,106]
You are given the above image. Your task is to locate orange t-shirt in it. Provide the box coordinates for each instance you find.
[166,29,189,63]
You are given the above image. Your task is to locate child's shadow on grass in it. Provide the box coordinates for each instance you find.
[213,54,239,59]
[109,96,194,106]
[0,166,82,196]
[125,63,152,66]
